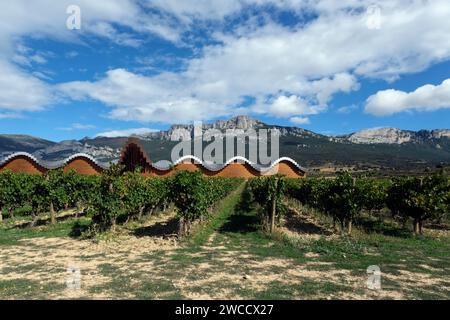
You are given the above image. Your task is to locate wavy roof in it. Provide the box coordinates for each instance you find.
[1,142,307,175]
[0,152,110,170]
[148,155,306,173]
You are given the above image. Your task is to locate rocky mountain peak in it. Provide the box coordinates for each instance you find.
[144,116,266,141]
[346,127,450,145]
[211,115,265,130]
[347,127,414,144]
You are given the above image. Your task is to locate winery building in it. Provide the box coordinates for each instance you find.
[0,138,306,178]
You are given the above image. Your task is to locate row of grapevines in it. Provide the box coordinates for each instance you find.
[284,173,372,233]
[0,169,99,225]
[386,174,449,234]
[77,166,243,235]
[285,171,450,234]
[247,175,287,232]
[170,171,244,235]
[88,165,171,231]
[1,166,243,236]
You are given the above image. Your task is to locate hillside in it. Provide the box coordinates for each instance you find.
[1,116,450,172]
[0,135,55,158]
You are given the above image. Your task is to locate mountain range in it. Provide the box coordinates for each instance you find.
[1,116,450,173]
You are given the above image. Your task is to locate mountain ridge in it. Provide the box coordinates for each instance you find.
[1,116,450,172]
[337,127,450,145]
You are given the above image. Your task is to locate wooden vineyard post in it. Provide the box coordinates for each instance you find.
[418,177,424,235]
[50,201,56,225]
[47,174,56,225]
[179,217,185,237]
[348,177,356,234]
[270,177,278,234]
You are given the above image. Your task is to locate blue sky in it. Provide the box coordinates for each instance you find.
[0,0,449,142]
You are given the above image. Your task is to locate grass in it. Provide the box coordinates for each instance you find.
[0,279,66,299]
[0,217,90,246]
[0,188,449,300]
[188,183,247,246]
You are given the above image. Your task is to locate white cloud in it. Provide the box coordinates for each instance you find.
[365,79,450,116]
[290,116,310,125]
[58,66,355,123]
[0,0,193,59]
[254,95,321,118]
[312,73,360,105]
[84,21,143,48]
[73,123,95,130]
[58,68,232,123]
[0,0,170,116]
[337,104,359,114]
[72,0,445,123]
[57,123,96,131]
[65,51,79,59]
[0,61,53,111]
[147,0,244,22]
[2,0,450,123]
[96,128,159,138]
[59,62,358,122]
[0,112,23,120]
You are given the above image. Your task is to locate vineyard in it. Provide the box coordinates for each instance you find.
[1,167,449,236]
[0,168,449,299]
[247,171,450,235]
[0,166,243,236]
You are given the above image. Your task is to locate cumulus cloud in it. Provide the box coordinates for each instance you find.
[2,0,450,124]
[58,66,356,123]
[253,95,321,118]
[0,61,53,111]
[290,116,311,125]
[58,68,232,123]
[71,0,447,123]
[365,79,450,116]
[0,0,189,48]
[0,0,179,116]
[96,128,159,138]
[146,0,244,22]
